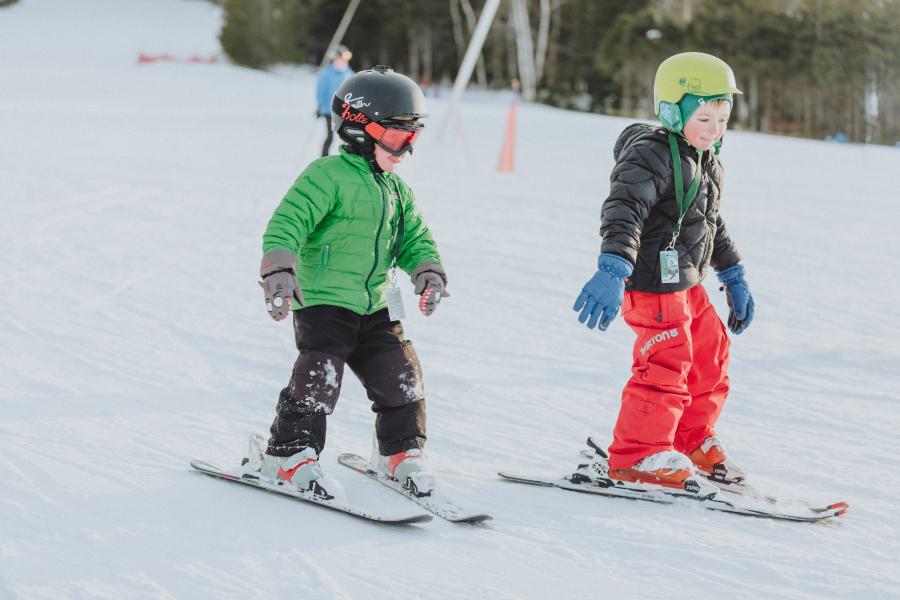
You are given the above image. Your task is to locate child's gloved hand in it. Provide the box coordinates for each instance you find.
[411,261,449,316]
[573,253,634,331]
[716,264,754,334]
[259,249,304,321]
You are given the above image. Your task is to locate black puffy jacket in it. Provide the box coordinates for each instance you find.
[600,123,741,293]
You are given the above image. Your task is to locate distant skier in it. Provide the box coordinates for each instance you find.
[316,45,353,156]
[257,66,447,499]
[573,52,753,492]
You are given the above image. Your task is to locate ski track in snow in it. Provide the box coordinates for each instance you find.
[2,1,900,599]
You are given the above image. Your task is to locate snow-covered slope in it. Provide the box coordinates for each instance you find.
[2,1,899,598]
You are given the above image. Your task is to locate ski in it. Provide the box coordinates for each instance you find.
[191,459,432,525]
[337,453,492,523]
[580,436,844,511]
[497,469,848,522]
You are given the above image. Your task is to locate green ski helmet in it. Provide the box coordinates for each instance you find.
[653,52,742,132]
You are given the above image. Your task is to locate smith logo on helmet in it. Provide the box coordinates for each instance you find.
[343,93,370,109]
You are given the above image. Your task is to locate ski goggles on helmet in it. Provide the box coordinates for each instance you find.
[364,120,422,156]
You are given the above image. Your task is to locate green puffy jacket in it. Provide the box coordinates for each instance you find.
[263,147,442,315]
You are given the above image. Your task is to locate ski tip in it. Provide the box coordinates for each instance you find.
[450,514,493,524]
[828,502,850,517]
[497,471,558,488]
[190,459,218,472]
[399,514,434,524]
[191,460,240,480]
[336,453,368,470]
[473,514,494,523]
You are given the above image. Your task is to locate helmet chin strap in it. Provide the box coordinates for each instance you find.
[344,140,383,174]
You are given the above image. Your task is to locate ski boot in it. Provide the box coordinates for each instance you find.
[609,451,698,487]
[376,448,435,497]
[688,436,746,485]
[241,433,266,473]
[577,447,718,499]
[247,435,345,502]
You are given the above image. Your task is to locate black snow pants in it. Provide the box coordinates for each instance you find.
[321,115,334,157]
[267,305,426,458]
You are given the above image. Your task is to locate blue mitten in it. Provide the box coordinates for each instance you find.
[573,253,634,331]
[716,264,754,334]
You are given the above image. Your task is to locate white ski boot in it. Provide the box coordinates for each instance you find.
[372,442,435,497]
[248,436,345,503]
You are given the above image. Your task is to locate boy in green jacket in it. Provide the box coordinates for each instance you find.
[256,67,447,499]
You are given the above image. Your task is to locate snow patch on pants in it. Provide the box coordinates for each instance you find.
[398,369,425,404]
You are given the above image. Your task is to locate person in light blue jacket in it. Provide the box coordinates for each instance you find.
[316,45,353,156]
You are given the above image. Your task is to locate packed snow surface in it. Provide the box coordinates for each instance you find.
[2,1,899,598]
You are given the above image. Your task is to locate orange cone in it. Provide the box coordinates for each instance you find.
[497,102,517,173]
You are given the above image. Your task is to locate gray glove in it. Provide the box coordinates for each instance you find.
[410,261,448,316]
[259,249,303,321]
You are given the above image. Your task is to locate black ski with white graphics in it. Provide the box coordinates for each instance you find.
[579,436,848,515]
[337,453,492,523]
[191,460,432,525]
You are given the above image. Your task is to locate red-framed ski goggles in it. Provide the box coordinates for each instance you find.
[364,121,422,156]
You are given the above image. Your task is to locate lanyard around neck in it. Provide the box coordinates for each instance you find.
[667,132,703,248]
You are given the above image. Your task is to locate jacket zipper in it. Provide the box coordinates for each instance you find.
[364,176,389,313]
[312,244,330,291]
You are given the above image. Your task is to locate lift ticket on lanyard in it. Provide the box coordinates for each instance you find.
[386,269,406,320]
[660,249,680,284]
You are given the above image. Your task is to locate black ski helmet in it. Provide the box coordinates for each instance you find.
[331,65,427,148]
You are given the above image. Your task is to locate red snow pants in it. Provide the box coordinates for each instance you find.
[608,285,730,470]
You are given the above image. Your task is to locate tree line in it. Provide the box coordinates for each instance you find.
[218,0,900,145]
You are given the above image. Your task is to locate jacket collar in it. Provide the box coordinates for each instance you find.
[339,145,398,181]
[339,145,373,172]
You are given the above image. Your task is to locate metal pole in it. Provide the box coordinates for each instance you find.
[319,0,361,71]
[510,0,535,102]
[439,0,502,138]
